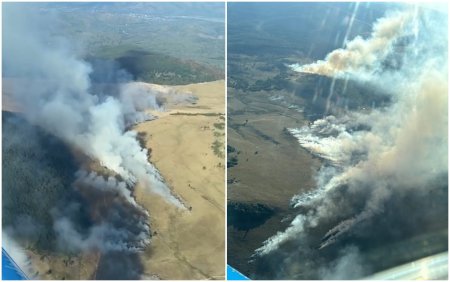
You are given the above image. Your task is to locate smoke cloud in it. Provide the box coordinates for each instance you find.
[289,10,414,77]
[3,4,185,208]
[2,3,200,278]
[254,5,447,279]
[2,109,151,279]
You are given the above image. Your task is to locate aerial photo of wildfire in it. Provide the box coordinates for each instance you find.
[3,2,225,280]
[227,2,447,279]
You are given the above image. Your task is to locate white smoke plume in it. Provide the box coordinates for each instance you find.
[3,4,185,208]
[256,4,447,267]
[74,170,147,214]
[289,10,414,77]
[119,82,198,126]
[287,115,368,166]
